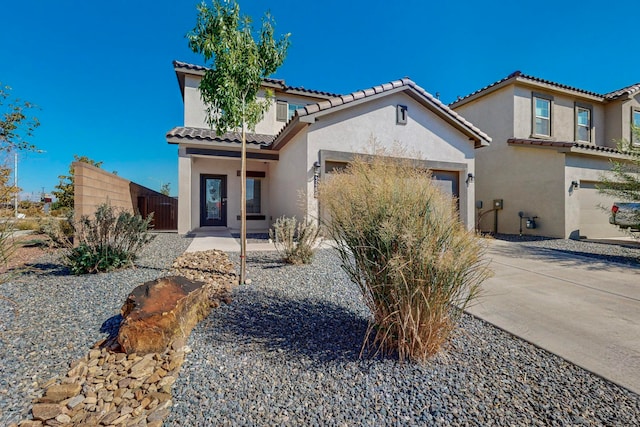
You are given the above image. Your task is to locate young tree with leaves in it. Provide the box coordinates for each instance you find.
[188,0,290,284]
[598,133,640,232]
[160,182,171,196]
[52,155,103,211]
[0,83,40,153]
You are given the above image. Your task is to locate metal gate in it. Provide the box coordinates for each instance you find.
[137,196,178,231]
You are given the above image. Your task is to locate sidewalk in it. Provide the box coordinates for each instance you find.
[185,229,282,253]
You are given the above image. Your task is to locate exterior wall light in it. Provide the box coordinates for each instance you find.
[571,180,579,189]
[313,161,321,197]
[466,173,474,184]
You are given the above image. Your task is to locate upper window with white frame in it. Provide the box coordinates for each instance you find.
[575,104,592,143]
[632,108,640,145]
[532,93,553,137]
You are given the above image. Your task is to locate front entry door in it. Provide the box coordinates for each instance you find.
[200,174,227,227]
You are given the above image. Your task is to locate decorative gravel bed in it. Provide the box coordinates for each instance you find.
[0,233,192,425]
[2,234,639,426]
[167,248,640,426]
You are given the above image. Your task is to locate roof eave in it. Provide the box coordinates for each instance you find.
[271,117,310,150]
[450,78,516,108]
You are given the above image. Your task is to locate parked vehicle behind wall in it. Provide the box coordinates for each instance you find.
[610,203,640,231]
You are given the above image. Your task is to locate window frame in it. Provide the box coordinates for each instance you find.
[632,108,640,146]
[287,102,306,120]
[246,177,262,214]
[574,102,592,143]
[531,92,553,138]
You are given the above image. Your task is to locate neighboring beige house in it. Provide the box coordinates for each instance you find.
[167,61,490,235]
[451,71,640,239]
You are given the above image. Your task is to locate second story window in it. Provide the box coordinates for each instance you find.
[575,104,591,142]
[632,109,640,145]
[288,103,305,120]
[532,93,552,137]
[276,100,306,122]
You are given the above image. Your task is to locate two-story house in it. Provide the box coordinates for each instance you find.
[451,71,639,239]
[167,61,490,235]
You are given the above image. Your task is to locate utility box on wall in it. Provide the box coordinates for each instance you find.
[493,199,503,210]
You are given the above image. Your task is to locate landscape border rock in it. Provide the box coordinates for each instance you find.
[13,249,237,427]
[118,276,212,354]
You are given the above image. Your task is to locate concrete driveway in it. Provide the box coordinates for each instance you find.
[467,239,640,394]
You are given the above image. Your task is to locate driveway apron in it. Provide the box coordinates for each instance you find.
[467,239,640,394]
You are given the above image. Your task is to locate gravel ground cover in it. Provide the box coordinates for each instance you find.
[2,234,640,426]
[167,246,640,426]
[494,234,640,266]
[0,232,192,425]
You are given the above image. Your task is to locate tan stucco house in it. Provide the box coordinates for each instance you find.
[451,71,640,239]
[167,61,490,235]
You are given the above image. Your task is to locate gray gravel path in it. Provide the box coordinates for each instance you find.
[167,247,640,426]
[2,234,639,426]
[0,232,192,425]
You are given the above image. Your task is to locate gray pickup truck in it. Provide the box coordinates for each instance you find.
[610,202,640,230]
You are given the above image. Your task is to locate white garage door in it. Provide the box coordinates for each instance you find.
[431,170,460,198]
[578,181,627,238]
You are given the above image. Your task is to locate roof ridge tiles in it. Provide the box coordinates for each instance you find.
[452,70,640,106]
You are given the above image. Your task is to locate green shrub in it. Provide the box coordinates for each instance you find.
[269,215,320,264]
[64,203,155,274]
[318,154,491,362]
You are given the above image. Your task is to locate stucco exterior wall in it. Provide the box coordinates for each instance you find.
[305,91,477,229]
[185,152,270,232]
[620,94,640,143]
[182,74,326,135]
[475,146,567,237]
[564,154,628,238]
[269,131,309,222]
[512,86,605,145]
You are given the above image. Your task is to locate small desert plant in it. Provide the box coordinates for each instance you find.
[269,215,321,264]
[64,203,155,274]
[318,154,491,362]
[15,219,40,231]
[39,215,74,248]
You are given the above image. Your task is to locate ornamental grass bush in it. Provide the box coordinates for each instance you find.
[318,153,491,362]
[64,203,155,274]
[269,215,321,264]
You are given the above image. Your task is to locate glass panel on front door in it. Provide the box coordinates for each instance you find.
[206,179,221,220]
[200,175,227,227]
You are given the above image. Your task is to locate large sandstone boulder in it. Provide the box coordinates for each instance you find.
[118,276,213,354]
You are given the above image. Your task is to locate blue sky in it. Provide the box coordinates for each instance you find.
[2,0,639,198]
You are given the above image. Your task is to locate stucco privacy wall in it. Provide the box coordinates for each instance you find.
[74,162,136,219]
[73,162,169,222]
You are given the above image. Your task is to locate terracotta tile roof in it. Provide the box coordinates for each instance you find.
[451,71,603,106]
[172,60,338,98]
[273,77,491,145]
[508,138,622,154]
[451,71,640,106]
[166,127,274,146]
[603,83,640,100]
